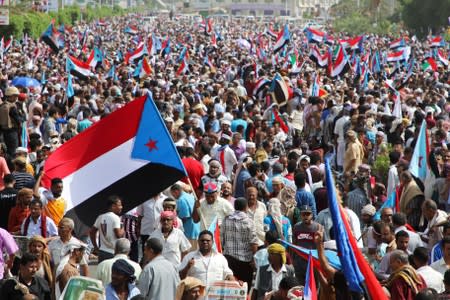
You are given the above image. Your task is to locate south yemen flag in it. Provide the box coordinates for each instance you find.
[42,94,186,231]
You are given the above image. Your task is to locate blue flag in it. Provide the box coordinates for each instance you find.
[374,190,396,221]
[409,120,429,181]
[325,156,365,293]
[66,73,74,98]
[131,94,186,172]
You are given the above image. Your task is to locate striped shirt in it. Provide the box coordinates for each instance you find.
[13,171,35,190]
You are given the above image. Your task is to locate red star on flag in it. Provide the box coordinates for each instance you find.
[145,138,158,152]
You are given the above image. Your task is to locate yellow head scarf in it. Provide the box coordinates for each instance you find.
[267,243,286,264]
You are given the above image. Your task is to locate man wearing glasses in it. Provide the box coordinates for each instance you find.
[179,230,235,287]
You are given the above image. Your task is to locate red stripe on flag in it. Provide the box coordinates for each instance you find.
[273,110,288,133]
[43,96,146,187]
[338,205,388,300]
[214,219,222,253]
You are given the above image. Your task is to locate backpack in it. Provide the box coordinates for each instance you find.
[0,102,14,130]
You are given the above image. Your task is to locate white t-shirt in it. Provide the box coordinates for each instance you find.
[93,212,121,254]
[150,227,191,267]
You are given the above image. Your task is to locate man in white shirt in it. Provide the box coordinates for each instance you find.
[412,246,444,293]
[149,210,191,267]
[137,194,165,247]
[213,133,238,181]
[48,217,89,275]
[90,195,125,263]
[96,238,142,286]
[387,151,401,197]
[179,230,234,287]
[333,108,350,171]
[393,212,424,252]
[21,199,58,238]
[421,199,448,250]
[192,183,234,231]
[431,237,450,276]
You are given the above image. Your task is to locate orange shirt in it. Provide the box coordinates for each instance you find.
[8,206,30,233]
[44,197,66,226]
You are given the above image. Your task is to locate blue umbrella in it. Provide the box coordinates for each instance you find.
[11,77,41,88]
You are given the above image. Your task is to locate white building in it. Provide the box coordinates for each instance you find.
[189,0,339,17]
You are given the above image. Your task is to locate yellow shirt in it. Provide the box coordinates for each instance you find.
[44,197,66,226]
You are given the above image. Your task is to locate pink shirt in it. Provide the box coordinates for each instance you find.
[0,157,10,191]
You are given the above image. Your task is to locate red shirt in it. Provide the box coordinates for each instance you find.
[389,274,426,300]
[181,157,204,191]
[8,206,30,233]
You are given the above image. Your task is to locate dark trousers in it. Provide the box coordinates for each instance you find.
[0,129,19,157]
[129,239,139,263]
[98,249,114,263]
[225,255,253,292]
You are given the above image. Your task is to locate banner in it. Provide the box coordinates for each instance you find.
[206,281,247,300]
[60,276,104,300]
[0,8,9,25]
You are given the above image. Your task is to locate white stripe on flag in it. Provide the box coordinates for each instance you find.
[61,138,148,211]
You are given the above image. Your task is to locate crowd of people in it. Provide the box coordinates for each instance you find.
[0,10,449,300]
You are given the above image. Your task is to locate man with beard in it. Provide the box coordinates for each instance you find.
[200,159,228,192]
[220,181,235,204]
[34,173,66,226]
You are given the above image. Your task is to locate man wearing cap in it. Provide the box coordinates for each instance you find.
[213,132,238,181]
[240,142,256,163]
[253,243,295,300]
[0,86,23,156]
[200,159,228,192]
[193,182,234,231]
[55,239,87,298]
[292,205,322,285]
[105,259,141,299]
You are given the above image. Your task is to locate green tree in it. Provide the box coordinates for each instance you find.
[401,0,450,37]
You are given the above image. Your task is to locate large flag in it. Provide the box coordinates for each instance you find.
[409,120,430,181]
[42,94,186,231]
[304,252,317,300]
[66,56,94,80]
[437,49,449,66]
[41,23,64,53]
[273,24,290,53]
[324,156,388,299]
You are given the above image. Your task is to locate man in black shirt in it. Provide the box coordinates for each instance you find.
[0,253,51,300]
[0,174,17,229]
